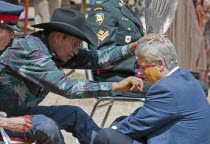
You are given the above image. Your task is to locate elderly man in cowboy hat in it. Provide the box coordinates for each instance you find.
[0,1,33,134]
[0,7,161,143]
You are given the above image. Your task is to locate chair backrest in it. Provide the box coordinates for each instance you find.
[82,41,94,81]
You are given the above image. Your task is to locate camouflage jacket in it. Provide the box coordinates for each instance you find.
[0,31,133,116]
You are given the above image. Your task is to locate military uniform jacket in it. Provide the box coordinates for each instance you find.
[0,31,133,116]
[87,0,144,76]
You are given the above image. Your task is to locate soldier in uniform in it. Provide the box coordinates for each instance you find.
[87,0,209,97]
[87,0,149,97]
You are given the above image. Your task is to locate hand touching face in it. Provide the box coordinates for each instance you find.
[137,57,164,85]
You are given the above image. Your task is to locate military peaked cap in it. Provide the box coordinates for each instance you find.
[0,1,24,32]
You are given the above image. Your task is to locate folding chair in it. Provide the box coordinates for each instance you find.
[0,112,35,144]
[85,69,145,127]
[82,41,145,127]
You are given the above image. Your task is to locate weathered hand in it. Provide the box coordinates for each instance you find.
[112,76,143,91]
[130,33,165,54]
[0,117,32,132]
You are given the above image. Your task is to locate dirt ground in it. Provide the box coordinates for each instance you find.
[39,70,210,144]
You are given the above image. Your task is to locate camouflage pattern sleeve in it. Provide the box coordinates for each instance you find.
[62,44,133,70]
[0,36,113,98]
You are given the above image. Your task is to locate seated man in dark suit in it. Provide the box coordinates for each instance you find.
[93,36,210,144]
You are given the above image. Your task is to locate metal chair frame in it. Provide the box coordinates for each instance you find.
[85,69,145,127]
[90,96,145,128]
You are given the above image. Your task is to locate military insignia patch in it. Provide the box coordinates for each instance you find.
[97,29,109,41]
[125,36,131,43]
[95,13,104,25]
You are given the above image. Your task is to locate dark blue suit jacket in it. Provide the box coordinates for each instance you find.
[115,68,210,144]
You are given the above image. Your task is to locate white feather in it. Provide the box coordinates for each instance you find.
[145,0,179,34]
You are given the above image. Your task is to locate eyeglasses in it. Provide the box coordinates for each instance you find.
[138,64,156,71]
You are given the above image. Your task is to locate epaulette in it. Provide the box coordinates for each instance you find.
[93,0,109,11]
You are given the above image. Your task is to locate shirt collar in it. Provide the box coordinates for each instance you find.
[165,66,179,77]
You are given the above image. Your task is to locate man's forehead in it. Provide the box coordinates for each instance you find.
[65,35,82,42]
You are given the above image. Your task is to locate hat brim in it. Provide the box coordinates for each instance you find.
[5,24,23,32]
[31,22,99,46]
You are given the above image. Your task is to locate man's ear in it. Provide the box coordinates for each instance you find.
[157,58,165,71]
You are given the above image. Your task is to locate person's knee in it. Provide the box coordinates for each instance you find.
[33,115,59,132]
[31,115,63,143]
[93,128,112,144]
[93,128,134,144]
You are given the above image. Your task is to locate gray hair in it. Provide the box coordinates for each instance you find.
[135,37,178,70]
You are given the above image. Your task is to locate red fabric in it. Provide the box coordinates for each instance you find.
[0,137,34,143]
[0,14,19,22]
[23,115,32,119]
[93,70,109,73]
[195,0,203,30]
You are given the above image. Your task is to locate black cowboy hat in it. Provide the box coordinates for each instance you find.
[31,8,98,46]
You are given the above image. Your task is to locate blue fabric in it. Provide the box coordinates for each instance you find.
[5,105,100,144]
[89,0,96,7]
[19,11,34,21]
[0,1,24,15]
[94,128,146,144]
[115,68,210,144]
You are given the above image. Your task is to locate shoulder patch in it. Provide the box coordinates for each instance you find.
[94,13,104,25]
[97,29,109,41]
[94,7,103,11]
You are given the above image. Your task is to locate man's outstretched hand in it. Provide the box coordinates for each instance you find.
[112,76,143,91]
[130,33,165,54]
